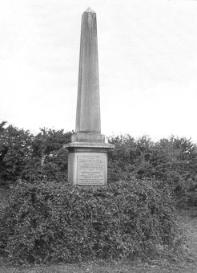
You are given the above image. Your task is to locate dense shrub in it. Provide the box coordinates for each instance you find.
[0,123,72,186]
[0,122,196,265]
[19,128,72,183]
[108,135,197,207]
[1,120,197,208]
[0,122,33,186]
[0,178,180,264]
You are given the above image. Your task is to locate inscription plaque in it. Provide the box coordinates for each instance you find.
[77,153,106,185]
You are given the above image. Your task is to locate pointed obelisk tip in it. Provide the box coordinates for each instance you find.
[84,7,96,14]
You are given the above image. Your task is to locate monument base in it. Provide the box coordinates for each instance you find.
[66,142,114,185]
[71,132,105,143]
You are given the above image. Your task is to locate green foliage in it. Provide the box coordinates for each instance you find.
[0,123,193,265]
[108,135,197,208]
[1,120,197,207]
[0,122,33,186]
[0,123,72,185]
[22,128,71,183]
[0,179,180,264]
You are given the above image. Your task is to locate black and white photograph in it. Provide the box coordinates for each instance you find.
[0,0,197,272]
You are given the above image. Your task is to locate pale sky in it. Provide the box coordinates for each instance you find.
[0,0,197,141]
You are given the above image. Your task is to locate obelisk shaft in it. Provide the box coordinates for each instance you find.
[76,8,101,133]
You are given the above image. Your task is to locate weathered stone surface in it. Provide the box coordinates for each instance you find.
[76,9,101,133]
[71,132,105,143]
[68,151,107,185]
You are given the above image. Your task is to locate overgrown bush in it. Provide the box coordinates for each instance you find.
[0,178,181,264]
[18,128,72,183]
[108,135,197,208]
[0,123,71,186]
[1,120,197,208]
[0,122,33,186]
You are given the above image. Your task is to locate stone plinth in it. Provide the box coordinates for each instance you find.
[66,142,113,185]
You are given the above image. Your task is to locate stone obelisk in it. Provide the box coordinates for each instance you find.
[66,8,113,185]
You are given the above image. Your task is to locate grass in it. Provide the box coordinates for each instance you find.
[0,209,197,273]
[0,260,197,273]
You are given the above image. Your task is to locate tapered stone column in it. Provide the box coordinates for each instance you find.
[76,7,100,134]
[66,8,113,185]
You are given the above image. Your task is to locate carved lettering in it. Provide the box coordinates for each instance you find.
[77,154,106,185]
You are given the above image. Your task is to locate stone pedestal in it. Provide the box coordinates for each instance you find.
[67,143,113,185]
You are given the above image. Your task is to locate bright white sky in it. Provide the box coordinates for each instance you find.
[0,0,197,141]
